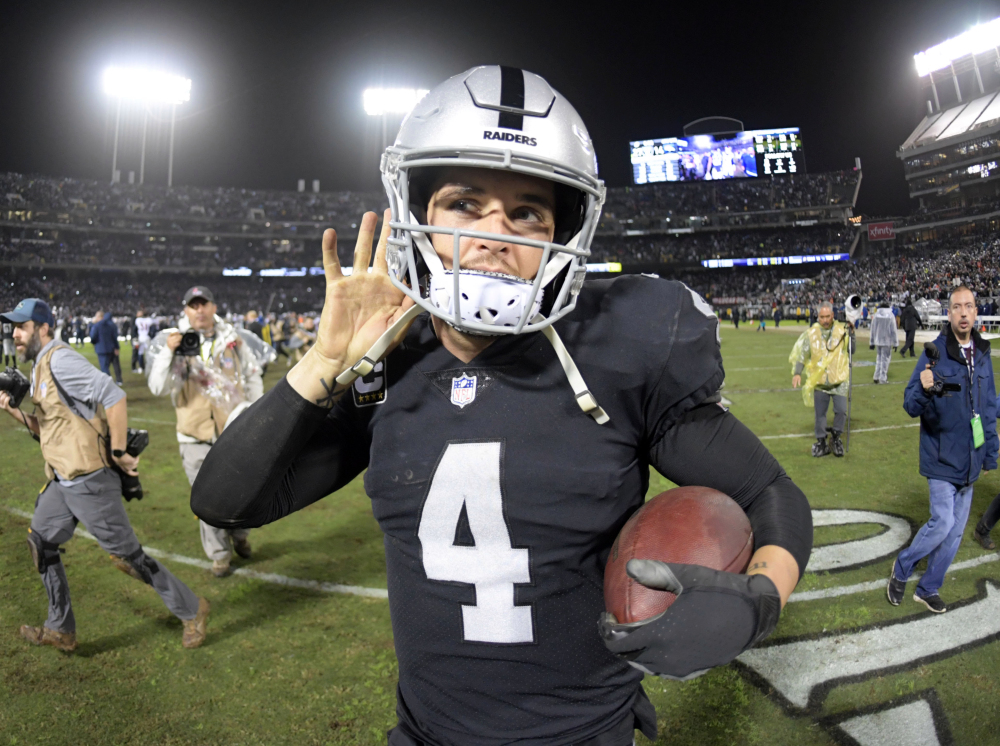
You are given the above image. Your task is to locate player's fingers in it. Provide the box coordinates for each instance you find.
[374,208,392,274]
[322,229,343,281]
[626,559,684,594]
[353,212,378,271]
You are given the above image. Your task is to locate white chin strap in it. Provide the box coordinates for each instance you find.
[336,224,607,424]
[335,307,609,425]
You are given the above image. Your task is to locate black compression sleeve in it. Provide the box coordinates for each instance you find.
[648,403,813,577]
[190,378,370,530]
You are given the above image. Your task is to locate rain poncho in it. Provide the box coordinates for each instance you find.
[790,321,852,405]
[147,316,277,424]
[869,308,898,348]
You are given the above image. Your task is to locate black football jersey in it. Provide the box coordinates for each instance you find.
[327,276,723,745]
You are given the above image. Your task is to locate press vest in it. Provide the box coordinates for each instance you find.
[32,344,109,481]
[174,336,247,442]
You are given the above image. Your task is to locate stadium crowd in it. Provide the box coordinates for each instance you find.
[600,169,858,223]
[7,236,998,324]
[1,172,384,225]
[681,237,1000,309]
[589,225,857,264]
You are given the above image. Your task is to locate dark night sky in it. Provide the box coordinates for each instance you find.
[3,0,1000,217]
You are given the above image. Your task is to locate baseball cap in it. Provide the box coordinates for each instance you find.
[183,286,215,305]
[1,298,55,327]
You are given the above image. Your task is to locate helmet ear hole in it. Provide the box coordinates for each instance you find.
[553,184,586,245]
[540,263,571,317]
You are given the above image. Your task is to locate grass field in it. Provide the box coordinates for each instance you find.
[2,322,999,745]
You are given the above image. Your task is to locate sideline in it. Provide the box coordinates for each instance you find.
[3,506,389,600]
[725,381,904,394]
[758,423,920,441]
[789,551,1000,603]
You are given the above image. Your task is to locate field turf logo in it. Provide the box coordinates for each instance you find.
[483,130,537,146]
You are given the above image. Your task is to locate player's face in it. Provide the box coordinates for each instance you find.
[425,168,556,281]
[818,307,834,328]
[949,289,977,338]
[185,299,217,332]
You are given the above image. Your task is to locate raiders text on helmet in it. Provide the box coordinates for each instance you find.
[380,65,606,337]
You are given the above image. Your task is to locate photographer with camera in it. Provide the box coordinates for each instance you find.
[888,286,998,613]
[790,301,855,457]
[0,298,208,652]
[147,286,268,577]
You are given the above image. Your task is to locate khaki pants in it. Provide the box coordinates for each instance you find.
[179,442,249,562]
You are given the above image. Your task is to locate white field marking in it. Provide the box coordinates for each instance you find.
[725,381,904,394]
[758,423,919,441]
[4,506,389,599]
[806,511,912,573]
[790,550,1000,603]
[739,580,1000,709]
[837,698,942,746]
[727,359,914,373]
[130,417,176,426]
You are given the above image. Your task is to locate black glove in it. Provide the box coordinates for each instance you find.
[599,559,781,681]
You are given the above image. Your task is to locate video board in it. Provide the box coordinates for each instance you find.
[630,128,804,185]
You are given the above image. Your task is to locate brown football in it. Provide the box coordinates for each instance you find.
[604,486,754,623]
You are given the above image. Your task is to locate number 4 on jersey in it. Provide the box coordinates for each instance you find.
[418,441,534,644]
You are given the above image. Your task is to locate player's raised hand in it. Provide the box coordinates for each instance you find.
[288,210,416,407]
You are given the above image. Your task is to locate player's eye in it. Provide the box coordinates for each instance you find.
[447,198,479,215]
[511,206,541,222]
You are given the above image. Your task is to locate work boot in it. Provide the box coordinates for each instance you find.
[886,565,906,606]
[212,559,231,578]
[914,592,947,614]
[232,536,252,560]
[812,437,830,457]
[182,597,210,649]
[974,519,996,550]
[20,625,77,652]
[829,430,845,457]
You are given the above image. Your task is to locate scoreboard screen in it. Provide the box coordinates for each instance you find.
[630,128,805,185]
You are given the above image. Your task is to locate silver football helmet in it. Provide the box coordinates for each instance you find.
[380,65,606,336]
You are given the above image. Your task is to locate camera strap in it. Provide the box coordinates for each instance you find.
[48,349,111,467]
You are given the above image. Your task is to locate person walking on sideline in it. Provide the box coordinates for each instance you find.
[900,299,922,357]
[889,286,998,612]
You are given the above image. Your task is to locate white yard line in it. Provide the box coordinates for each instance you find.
[759,423,920,440]
[790,546,1000,602]
[728,359,916,373]
[3,506,389,599]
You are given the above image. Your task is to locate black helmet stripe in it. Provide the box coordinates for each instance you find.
[497,66,525,131]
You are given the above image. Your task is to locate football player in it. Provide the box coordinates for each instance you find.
[191,66,812,745]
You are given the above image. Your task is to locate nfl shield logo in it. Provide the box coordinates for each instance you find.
[451,373,477,409]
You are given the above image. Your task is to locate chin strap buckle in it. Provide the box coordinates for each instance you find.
[540,320,610,425]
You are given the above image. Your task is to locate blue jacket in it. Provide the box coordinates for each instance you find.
[903,328,999,484]
[89,316,120,355]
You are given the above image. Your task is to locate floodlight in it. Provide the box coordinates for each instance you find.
[363,88,429,116]
[102,67,192,104]
[914,16,1000,77]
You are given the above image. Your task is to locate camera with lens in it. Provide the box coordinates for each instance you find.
[923,342,962,397]
[114,428,149,502]
[176,330,201,356]
[126,428,149,456]
[0,366,30,408]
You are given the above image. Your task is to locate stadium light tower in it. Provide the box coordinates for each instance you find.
[363,87,429,153]
[102,67,192,186]
[914,16,1000,110]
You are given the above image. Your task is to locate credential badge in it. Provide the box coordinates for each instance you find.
[450,373,477,409]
